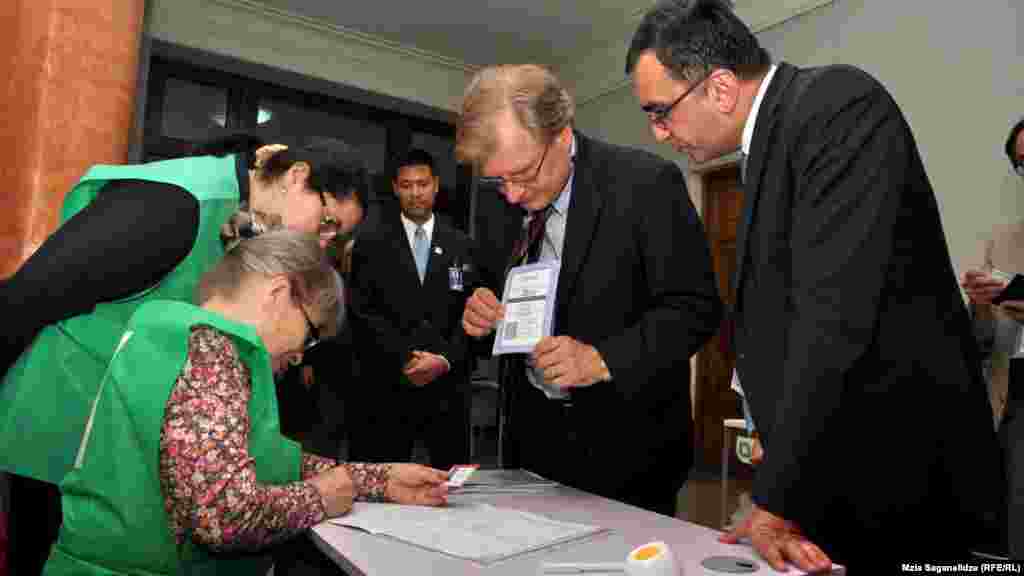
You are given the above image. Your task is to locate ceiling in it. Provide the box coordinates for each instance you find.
[254,0,654,71]
[218,0,833,112]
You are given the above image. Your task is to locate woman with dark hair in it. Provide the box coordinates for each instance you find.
[0,134,369,574]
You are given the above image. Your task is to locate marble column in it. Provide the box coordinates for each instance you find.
[0,1,145,572]
[0,0,145,277]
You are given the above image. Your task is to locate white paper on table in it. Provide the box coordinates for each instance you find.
[493,261,561,355]
[327,502,606,564]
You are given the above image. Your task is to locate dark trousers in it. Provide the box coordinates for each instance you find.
[1002,359,1024,559]
[504,380,679,518]
[348,380,469,471]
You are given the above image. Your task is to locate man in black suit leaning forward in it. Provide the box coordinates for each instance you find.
[627,0,1005,569]
[348,148,475,470]
[458,64,721,517]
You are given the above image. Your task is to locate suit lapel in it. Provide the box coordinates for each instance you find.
[392,212,422,287]
[733,63,796,306]
[556,132,603,311]
[425,220,448,295]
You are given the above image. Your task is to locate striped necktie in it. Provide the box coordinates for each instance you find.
[508,206,552,271]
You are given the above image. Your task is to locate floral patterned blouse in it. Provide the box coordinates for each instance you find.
[158,325,391,552]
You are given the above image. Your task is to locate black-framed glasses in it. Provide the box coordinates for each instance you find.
[478,142,551,192]
[317,191,341,237]
[642,70,712,127]
[299,304,320,351]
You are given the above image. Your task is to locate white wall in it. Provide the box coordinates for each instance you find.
[576,0,1024,276]
[146,0,474,114]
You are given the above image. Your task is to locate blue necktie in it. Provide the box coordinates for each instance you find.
[414,226,429,283]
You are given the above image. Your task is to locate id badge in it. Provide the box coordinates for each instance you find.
[736,436,754,465]
[448,264,464,292]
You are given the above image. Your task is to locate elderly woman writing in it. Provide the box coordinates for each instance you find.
[44,230,448,575]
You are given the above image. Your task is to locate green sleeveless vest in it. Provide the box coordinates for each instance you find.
[43,300,302,575]
[0,155,241,484]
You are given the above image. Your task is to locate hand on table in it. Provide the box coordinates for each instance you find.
[720,503,832,573]
[462,287,504,338]
[531,336,610,389]
[385,464,449,506]
[402,351,449,387]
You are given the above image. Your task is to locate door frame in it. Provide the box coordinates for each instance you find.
[685,152,743,468]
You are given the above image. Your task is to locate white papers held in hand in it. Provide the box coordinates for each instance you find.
[493,261,560,355]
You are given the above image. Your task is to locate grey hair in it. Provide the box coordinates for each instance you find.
[455,64,575,167]
[197,229,340,339]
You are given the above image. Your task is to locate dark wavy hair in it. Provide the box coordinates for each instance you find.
[190,133,368,214]
[626,0,772,84]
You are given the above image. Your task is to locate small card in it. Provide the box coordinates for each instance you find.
[445,465,479,489]
[492,260,561,355]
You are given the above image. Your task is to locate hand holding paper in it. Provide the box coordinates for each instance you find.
[463,287,504,337]
[532,336,610,389]
[961,268,1010,305]
[384,464,449,506]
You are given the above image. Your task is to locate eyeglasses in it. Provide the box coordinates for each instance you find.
[317,191,341,237]
[478,142,551,192]
[298,304,320,352]
[641,70,712,127]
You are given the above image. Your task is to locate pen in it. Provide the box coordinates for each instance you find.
[540,562,626,574]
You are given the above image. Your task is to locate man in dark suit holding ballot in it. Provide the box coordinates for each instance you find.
[457,64,721,517]
[626,0,1005,569]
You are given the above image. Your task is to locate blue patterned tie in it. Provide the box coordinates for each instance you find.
[414,225,429,283]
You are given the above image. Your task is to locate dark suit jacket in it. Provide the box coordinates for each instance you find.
[349,210,476,402]
[734,62,1004,560]
[475,131,721,505]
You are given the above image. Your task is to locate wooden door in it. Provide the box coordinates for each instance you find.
[694,164,744,468]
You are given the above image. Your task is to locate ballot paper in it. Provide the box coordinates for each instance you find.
[493,261,560,355]
[453,468,560,495]
[328,502,607,564]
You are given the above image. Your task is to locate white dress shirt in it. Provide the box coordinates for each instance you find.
[526,135,576,399]
[740,63,779,156]
[400,212,435,257]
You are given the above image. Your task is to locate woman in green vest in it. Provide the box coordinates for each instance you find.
[44,230,449,575]
[0,136,368,572]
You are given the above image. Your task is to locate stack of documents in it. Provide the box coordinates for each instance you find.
[328,502,607,564]
[454,468,560,495]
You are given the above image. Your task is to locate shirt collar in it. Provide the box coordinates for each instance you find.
[741,64,779,156]
[549,134,576,217]
[400,211,434,239]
